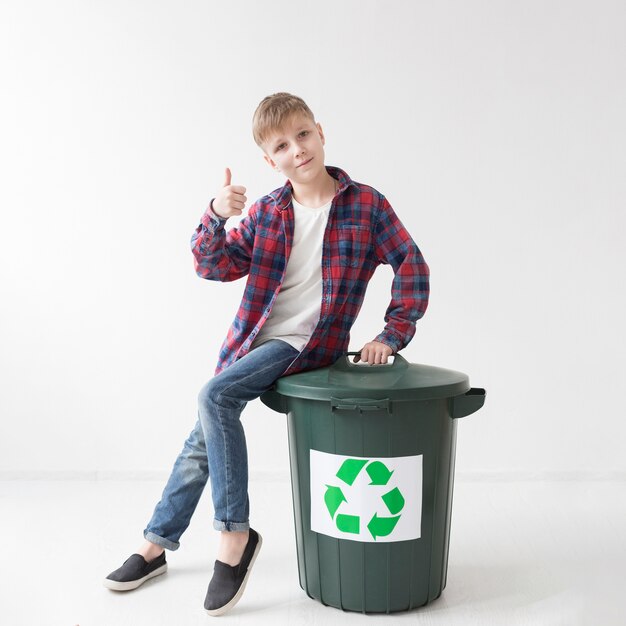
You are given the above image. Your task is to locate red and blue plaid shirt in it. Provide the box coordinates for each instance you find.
[191,166,429,376]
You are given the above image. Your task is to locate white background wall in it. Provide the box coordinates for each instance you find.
[1,0,624,480]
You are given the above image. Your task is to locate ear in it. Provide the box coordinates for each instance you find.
[316,122,325,145]
[263,153,276,169]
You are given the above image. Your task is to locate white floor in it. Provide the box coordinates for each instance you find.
[1,478,624,626]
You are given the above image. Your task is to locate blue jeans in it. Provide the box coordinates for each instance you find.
[143,339,300,550]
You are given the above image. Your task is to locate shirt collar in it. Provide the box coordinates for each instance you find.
[270,165,356,212]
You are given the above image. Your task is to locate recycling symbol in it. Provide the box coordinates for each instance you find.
[324,458,405,540]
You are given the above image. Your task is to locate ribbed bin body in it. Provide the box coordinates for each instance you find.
[285,395,457,613]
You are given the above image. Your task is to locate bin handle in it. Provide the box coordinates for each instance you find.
[332,352,410,372]
[449,388,486,419]
[331,397,392,414]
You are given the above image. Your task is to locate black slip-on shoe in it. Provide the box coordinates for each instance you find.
[103,551,167,591]
[204,528,262,616]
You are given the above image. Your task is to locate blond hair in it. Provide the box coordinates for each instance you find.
[252,92,316,150]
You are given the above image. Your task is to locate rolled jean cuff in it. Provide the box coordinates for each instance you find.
[143,530,180,551]
[213,519,250,532]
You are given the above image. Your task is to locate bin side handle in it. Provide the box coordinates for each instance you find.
[260,388,288,414]
[330,397,392,414]
[449,388,486,419]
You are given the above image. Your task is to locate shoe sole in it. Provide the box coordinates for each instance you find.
[103,563,168,591]
[205,532,263,617]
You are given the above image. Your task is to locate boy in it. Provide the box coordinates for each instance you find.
[103,93,430,615]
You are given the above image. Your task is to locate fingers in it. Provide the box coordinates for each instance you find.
[355,342,393,365]
[213,168,247,218]
[222,169,247,202]
[225,189,247,206]
[360,348,383,365]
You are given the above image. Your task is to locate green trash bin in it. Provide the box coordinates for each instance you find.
[260,352,486,614]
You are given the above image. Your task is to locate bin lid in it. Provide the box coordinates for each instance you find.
[273,353,471,402]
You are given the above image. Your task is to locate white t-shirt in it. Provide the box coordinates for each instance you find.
[250,196,332,351]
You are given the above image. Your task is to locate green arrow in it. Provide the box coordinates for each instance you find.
[336,458,368,486]
[382,487,405,515]
[336,514,360,534]
[324,485,346,519]
[367,513,401,540]
[366,461,394,485]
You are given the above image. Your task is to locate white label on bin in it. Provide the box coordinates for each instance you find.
[310,450,422,542]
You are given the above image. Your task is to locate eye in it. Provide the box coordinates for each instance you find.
[299,131,308,137]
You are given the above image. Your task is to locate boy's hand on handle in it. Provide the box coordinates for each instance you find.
[353,341,394,365]
[211,167,248,219]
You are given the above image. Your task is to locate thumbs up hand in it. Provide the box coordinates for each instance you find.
[211,167,248,219]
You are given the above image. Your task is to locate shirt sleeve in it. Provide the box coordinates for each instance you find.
[190,198,257,282]
[372,195,430,352]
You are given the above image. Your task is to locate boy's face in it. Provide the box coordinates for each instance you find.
[262,113,327,183]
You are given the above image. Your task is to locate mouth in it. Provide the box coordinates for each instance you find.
[297,158,313,168]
